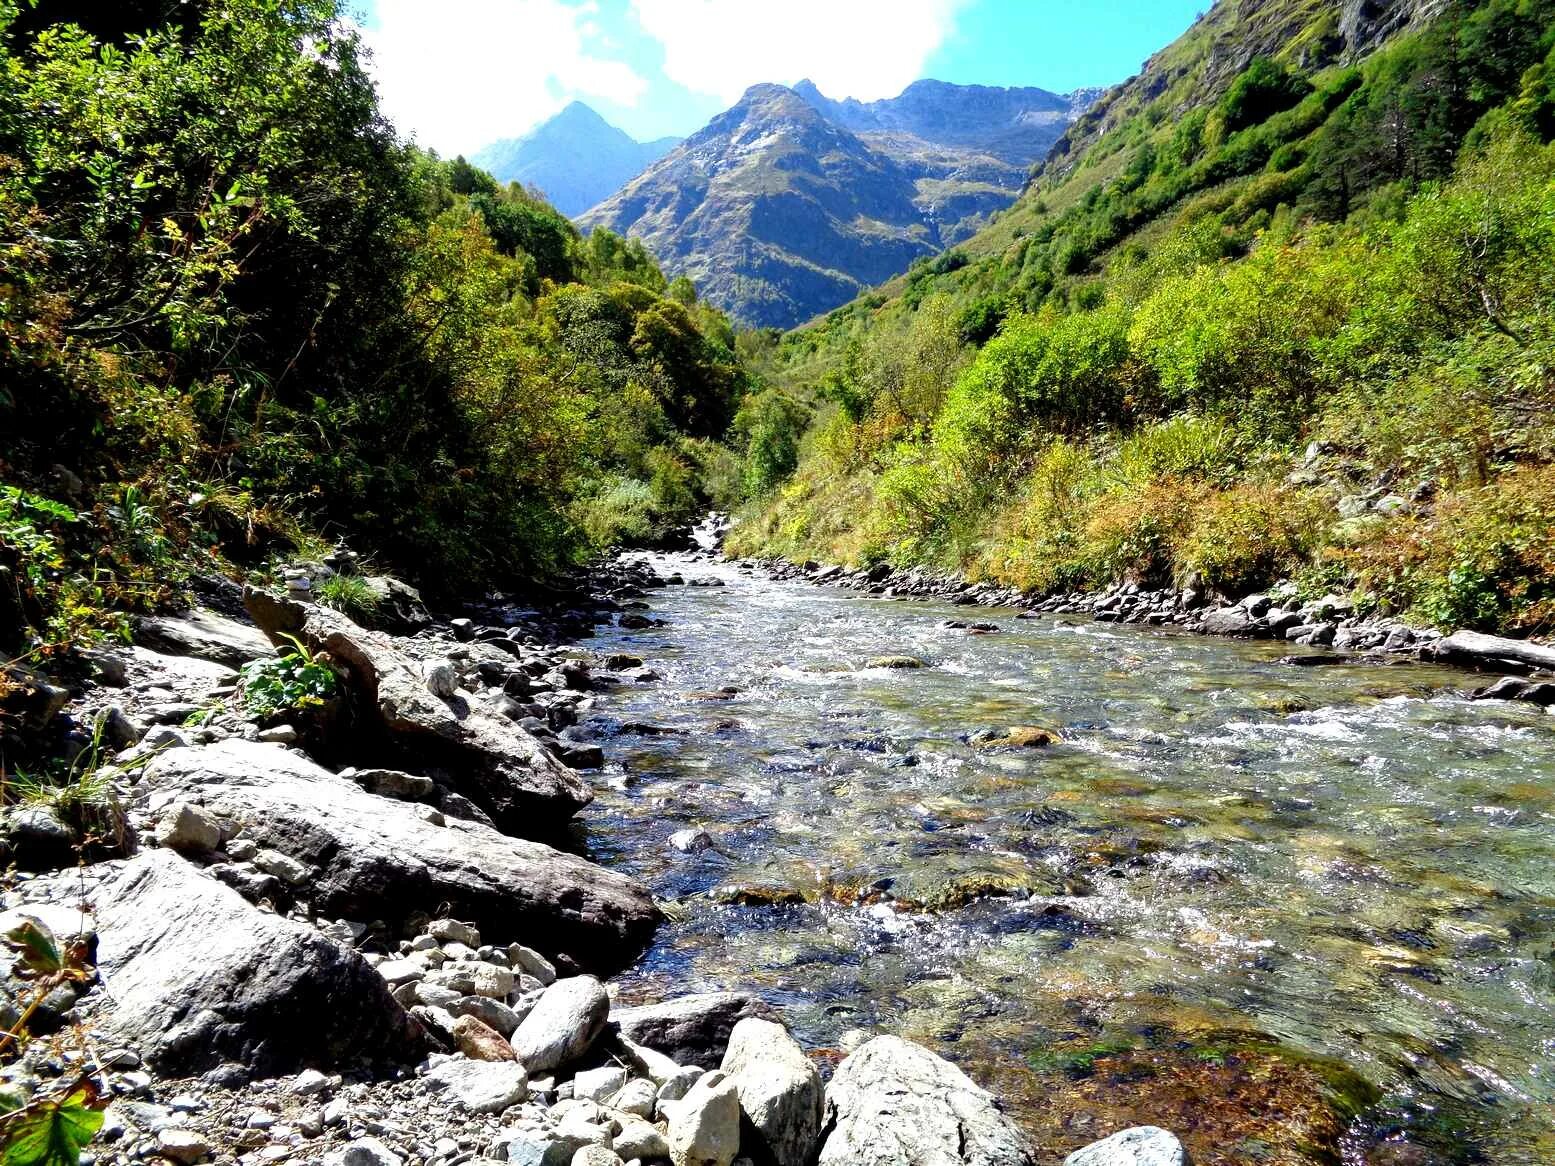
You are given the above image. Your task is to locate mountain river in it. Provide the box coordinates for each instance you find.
[574,551,1555,1165]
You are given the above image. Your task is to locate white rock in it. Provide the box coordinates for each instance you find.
[613,1117,668,1161]
[1063,1127,1188,1166]
[573,1066,629,1102]
[257,724,300,745]
[291,1068,333,1096]
[156,1129,212,1164]
[511,976,609,1072]
[508,944,557,985]
[721,1018,823,1166]
[669,829,714,853]
[665,1070,740,1166]
[470,962,515,999]
[154,802,221,854]
[817,1037,1033,1166]
[428,918,481,947]
[423,1057,528,1114]
[610,1077,658,1118]
[572,1148,625,1166]
[253,847,309,884]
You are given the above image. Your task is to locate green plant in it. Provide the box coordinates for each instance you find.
[0,919,106,1166]
[314,575,381,623]
[238,635,337,721]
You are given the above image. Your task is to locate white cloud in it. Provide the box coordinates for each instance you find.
[630,0,965,104]
[361,0,648,156]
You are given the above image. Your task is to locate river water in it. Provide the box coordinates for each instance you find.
[575,552,1555,1166]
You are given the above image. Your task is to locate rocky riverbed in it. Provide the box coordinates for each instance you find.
[0,552,1187,1166]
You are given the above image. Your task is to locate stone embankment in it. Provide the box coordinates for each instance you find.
[0,552,1183,1166]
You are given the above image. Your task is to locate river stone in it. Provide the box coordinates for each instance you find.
[452,1013,516,1061]
[89,851,425,1075]
[817,1036,1034,1166]
[721,1018,823,1166]
[423,1056,528,1114]
[865,655,924,669]
[1063,1127,1188,1166]
[154,802,222,854]
[612,993,776,1066]
[447,995,524,1037]
[665,1070,740,1166]
[610,1077,659,1118]
[134,608,272,667]
[244,588,593,833]
[613,1116,669,1160]
[572,1148,624,1166]
[511,976,610,1072]
[140,741,658,974]
[1199,608,1258,637]
[573,1066,628,1102]
[327,1138,404,1166]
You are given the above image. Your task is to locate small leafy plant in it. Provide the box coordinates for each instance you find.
[238,634,337,721]
[0,919,106,1166]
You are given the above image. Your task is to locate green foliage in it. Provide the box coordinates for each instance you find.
[1220,58,1313,134]
[314,575,381,623]
[0,1091,104,1166]
[238,636,337,721]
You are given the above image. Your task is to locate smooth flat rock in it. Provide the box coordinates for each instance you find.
[141,741,659,975]
[1064,1127,1188,1166]
[134,608,273,667]
[612,992,776,1066]
[423,1057,528,1114]
[90,851,425,1075]
[817,1036,1034,1166]
[244,589,591,834]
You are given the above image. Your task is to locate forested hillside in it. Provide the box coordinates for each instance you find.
[731,0,1555,637]
[0,0,752,656]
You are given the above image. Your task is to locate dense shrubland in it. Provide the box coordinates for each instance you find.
[731,0,1555,636]
[0,0,752,657]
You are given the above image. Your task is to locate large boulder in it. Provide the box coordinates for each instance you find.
[134,608,273,667]
[1064,1127,1188,1166]
[244,588,590,834]
[510,976,610,1072]
[666,1071,741,1166]
[89,851,425,1075]
[817,1037,1033,1166]
[612,993,777,1067]
[721,1017,823,1166]
[140,741,659,974]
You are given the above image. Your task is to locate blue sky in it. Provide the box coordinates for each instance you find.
[355,0,1204,156]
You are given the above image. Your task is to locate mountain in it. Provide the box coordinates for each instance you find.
[471,102,680,217]
[579,80,1095,328]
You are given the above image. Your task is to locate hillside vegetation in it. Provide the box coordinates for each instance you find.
[0,0,752,657]
[730,0,1555,637]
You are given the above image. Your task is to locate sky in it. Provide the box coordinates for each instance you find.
[353,0,1205,157]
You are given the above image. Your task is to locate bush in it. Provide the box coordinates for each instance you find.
[1179,482,1326,594]
[314,575,382,624]
[239,639,338,722]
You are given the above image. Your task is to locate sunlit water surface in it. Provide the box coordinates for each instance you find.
[574,554,1555,1165]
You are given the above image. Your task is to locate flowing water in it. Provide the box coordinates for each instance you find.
[575,552,1555,1165]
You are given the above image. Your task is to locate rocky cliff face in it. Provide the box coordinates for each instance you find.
[580,80,1096,328]
[472,102,680,217]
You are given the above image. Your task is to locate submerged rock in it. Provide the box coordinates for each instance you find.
[865,656,926,670]
[817,1036,1033,1166]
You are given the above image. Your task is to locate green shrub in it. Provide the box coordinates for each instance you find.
[314,575,381,624]
[1179,483,1325,594]
[238,637,338,722]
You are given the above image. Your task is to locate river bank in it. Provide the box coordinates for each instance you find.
[0,550,1191,1166]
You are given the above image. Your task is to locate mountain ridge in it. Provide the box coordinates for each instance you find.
[579,77,1098,327]
[471,101,680,217]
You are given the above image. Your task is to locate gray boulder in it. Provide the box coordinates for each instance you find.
[244,589,591,834]
[1198,608,1258,637]
[665,1070,740,1166]
[134,608,273,667]
[423,1056,528,1114]
[817,1036,1033,1166]
[141,741,659,974]
[510,976,610,1072]
[1064,1127,1188,1166]
[90,851,425,1075]
[612,992,776,1066]
[721,1018,823,1166]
